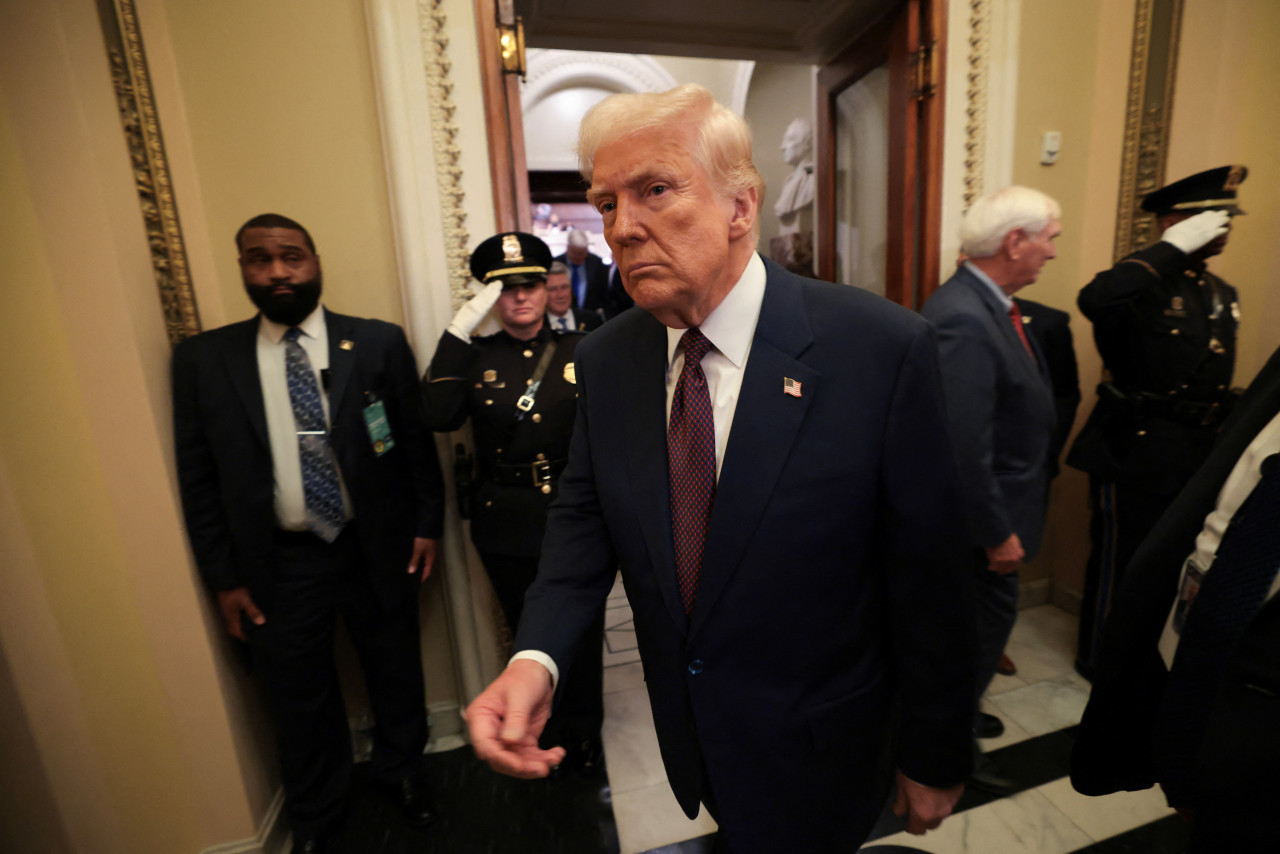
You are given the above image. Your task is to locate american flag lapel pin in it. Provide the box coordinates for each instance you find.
[783,377,802,398]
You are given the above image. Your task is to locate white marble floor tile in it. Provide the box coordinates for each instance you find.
[987,669,1030,696]
[868,788,1092,853]
[978,697,1033,751]
[1011,605,1079,652]
[603,687,670,793]
[987,675,1090,738]
[605,660,645,695]
[612,781,718,854]
[609,571,627,602]
[1037,777,1175,842]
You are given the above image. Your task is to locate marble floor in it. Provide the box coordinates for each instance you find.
[599,578,1186,854]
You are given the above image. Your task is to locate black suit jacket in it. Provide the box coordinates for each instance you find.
[1014,298,1081,477]
[515,258,975,850]
[172,309,444,612]
[921,268,1057,556]
[1072,345,1280,805]
[553,251,610,313]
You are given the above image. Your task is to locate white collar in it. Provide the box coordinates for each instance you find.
[963,261,1013,310]
[666,252,766,369]
[259,304,326,344]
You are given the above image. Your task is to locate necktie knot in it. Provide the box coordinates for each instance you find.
[681,327,713,365]
[284,327,303,344]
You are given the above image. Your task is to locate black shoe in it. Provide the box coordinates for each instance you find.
[967,755,1017,796]
[973,712,1005,739]
[388,775,438,827]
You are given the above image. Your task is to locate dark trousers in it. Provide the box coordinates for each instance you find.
[245,526,427,837]
[478,551,605,745]
[1076,479,1179,677]
[973,555,1019,716]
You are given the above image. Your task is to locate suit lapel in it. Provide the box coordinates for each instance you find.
[222,319,270,449]
[962,273,1054,414]
[325,310,357,426]
[624,314,689,633]
[691,264,817,637]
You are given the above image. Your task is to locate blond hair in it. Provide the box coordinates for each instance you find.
[577,84,765,204]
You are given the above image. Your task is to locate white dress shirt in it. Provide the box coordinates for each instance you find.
[963,260,1013,310]
[256,306,352,530]
[549,308,577,332]
[513,253,768,686]
[1159,409,1280,667]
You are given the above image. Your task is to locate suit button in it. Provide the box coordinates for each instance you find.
[523,349,533,358]
[485,399,493,405]
[1137,430,1147,436]
[484,500,493,508]
[532,413,542,423]
[541,484,551,494]
[688,659,704,675]
[536,453,546,461]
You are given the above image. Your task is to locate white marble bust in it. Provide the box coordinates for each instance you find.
[774,117,815,235]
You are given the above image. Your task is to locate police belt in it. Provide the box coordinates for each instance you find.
[1104,383,1230,428]
[486,458,568,487]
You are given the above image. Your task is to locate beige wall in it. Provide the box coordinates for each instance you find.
[158,0,406,327]
[1168,0,1280,386]
[1008,0,1135,596]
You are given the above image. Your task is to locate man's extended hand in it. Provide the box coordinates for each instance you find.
[408,537,437,584]
[892,770,964,835]
[466,659,565,779]
[985,533,1025,575]
[216,587,265,641]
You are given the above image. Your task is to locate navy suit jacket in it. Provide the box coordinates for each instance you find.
[1072,345,1280,805]
[172,309,444,612]
[922,268,1056,556]
[515,258,975,850]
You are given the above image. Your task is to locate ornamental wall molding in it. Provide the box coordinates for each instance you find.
[97,0,201,344]
[520,49,678,111]
[1114,0,1183,260]
[963,0,989,210]
[418,0,473,307]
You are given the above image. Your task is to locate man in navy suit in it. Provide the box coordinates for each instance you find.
[553,228,611,315]
[172,214,444,853]
[466,85,975,852]
[922,188,1060,789]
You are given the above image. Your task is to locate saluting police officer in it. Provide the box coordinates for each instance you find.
[1068,165,1247,679]
[421,232,604,772]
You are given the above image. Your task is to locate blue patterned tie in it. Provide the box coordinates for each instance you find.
[668,328,716,614]
[283,327,346,542]
[1154,454,1280,801]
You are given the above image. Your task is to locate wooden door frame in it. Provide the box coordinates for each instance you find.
[815,0,945,309]
[474,0,530,233]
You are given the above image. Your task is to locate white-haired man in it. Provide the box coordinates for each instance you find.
[921,186,1062,790]
[466,84,976,852]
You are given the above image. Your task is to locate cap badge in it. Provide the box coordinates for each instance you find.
[502,234,524,263]
[1225,166,1245,191]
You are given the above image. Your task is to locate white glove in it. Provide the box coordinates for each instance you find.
[446,280,503,341]
[1161,209,1230,255]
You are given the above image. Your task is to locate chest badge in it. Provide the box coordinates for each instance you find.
[483,369,497,383]
[563,362,576,384]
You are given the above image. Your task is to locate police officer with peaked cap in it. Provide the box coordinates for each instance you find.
[421,231,604,772]
[1068,165,1247,678]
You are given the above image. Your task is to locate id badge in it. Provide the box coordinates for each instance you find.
[362,395,395,456]
[1171,557,1207,635]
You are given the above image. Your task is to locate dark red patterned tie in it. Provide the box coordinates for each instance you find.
[668,328,716,615]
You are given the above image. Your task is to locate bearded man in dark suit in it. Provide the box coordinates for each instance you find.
[172,214,444,854]
[465,85,975,853]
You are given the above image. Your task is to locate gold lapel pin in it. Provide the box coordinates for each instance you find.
[339,339,355,350]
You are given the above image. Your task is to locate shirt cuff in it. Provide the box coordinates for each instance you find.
[509,650,559,692]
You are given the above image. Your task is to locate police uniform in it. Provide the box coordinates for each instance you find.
[1068,166,1247,677]
[421,232,604,769]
